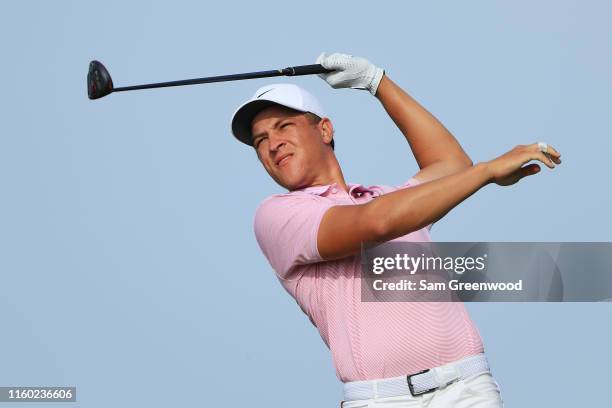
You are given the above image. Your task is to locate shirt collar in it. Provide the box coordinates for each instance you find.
[294,182,375,197]
[348,183,373,196]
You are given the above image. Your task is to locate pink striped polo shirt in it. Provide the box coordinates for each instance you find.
[254,176,484,383]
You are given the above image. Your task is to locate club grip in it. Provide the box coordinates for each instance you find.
[282,64,334,76]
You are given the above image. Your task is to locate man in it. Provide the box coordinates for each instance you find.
[230,53,561,407]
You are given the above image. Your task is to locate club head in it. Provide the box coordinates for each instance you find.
[87,60,114,100]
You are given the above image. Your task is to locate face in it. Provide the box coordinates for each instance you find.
[251,105,333,190]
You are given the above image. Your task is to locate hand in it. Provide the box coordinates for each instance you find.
[485,143,562,186]
[316,52,385,96]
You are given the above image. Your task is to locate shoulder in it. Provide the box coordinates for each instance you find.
[253,191,336,279]
[255,191,327,219]
[253,191,335,238]
[367,177,422,196]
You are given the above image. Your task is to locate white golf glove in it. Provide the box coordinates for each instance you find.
[316,52,385,96]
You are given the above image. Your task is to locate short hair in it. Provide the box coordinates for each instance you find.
[304,112,335,150]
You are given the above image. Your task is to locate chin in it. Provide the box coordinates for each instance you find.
[270,163,310,191]
[275,174,306,191]
[279,179,301,191]
[269,169,295,189]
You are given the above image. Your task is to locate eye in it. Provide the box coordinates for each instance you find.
[281,122,292,129]
[254,137,266,149]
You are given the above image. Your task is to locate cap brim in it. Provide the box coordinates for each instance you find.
[231,99,284,146]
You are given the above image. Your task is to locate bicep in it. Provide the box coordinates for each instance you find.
[317,204,379,260]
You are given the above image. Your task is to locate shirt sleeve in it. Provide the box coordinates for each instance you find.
[254,194,336,281]
[396,176,422,190]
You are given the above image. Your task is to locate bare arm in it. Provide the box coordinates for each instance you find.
[318,144,561,260]
[375,75,473,182]
[318,163,489,260]
[313,53,561,260]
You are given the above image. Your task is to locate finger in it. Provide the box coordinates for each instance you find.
[530,142,561,159]
[319,53,352,70]
[545,145,562,164]
[526,144,556,168]
[546,152,562,165]
[534,151,556,168]
[323,72,352,87]
[316,52,330,67]
[546,145,561,158]
[520,163,541,178]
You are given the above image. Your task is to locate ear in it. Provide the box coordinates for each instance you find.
[319,118,334,145]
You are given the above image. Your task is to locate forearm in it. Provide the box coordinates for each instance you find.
[375,75,472,168]
[318,143,559,260]
[366,163,491,241]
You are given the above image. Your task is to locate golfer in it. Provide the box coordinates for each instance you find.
[230,52,561,408]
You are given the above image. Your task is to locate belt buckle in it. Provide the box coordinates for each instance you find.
[407,369,438,397]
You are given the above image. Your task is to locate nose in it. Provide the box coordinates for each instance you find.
[268,129,286,152]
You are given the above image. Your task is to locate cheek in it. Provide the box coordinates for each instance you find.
[287,156,310,180]
[257,155,274,175]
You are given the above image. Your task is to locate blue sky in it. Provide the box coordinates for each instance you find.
[1,1,610,406]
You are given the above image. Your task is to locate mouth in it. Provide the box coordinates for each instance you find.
[275,153,293,167]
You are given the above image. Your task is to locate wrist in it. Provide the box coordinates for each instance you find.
[373,72,388,98]
[474,162,493,186]
[369,67,385,96]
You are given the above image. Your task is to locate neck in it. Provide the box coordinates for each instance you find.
[293,153,348,192]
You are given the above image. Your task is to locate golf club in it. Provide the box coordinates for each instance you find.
[87,60,334,100]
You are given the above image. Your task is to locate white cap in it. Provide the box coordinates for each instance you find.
[230,83,326,146]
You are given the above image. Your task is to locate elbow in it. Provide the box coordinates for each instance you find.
[456,155,473,168]
[462,151,474,167]
[448,151,473,168]
[450,157,473,171]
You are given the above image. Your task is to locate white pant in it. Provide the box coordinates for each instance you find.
[340,372,504,408]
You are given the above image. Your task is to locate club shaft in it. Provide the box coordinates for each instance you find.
[112,64,331,93]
